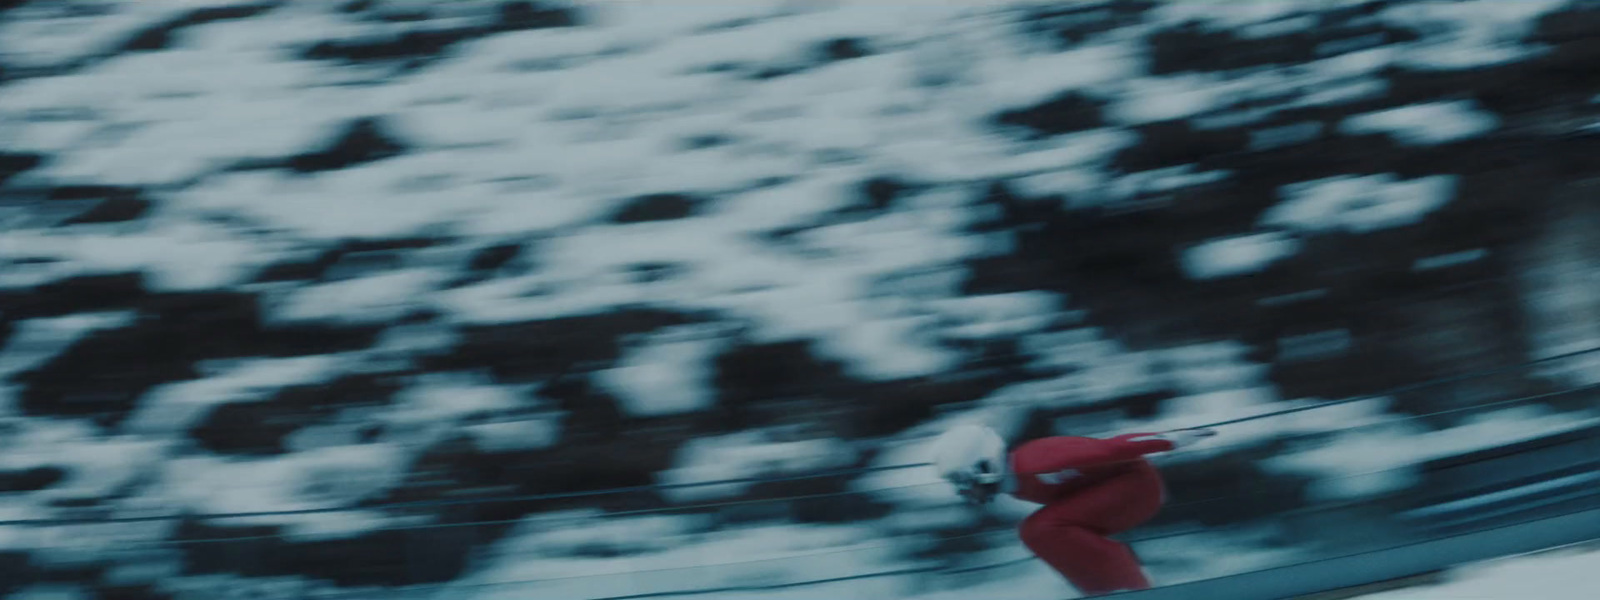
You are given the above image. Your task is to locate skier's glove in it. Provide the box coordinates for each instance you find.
[959,483,997,506]
[950,473,1000,506]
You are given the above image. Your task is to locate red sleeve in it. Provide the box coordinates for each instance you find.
[1012,434,1175,475]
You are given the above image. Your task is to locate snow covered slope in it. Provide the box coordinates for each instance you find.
[2,1,1600,599]
[1351,542,1599,600]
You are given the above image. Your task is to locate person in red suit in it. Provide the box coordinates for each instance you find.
[932,423,1216,595]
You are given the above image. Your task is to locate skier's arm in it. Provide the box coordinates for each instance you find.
[1014,430,1215,474]
[1118,429,1216,451]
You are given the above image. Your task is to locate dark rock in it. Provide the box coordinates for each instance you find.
[627,262,682,283]
[715,339,828,402]
[300,27,480,66]
[608,193,704,223]
[253,256,339,283]
[1019,0,1156,47]
[0,466,66,492]
[0,272,148,319]
[743,462,894,524]
[94,584,173,600]
[47,185,142,201]
[1147,18,1419,75]
[297,2,577,71]
[376,10,434,23]
[680,133,732,150]
[174,425,680,586]
[173,516,481,587]
[710,340,867,433]
[495,0,580,32]
[993,91,1105,138]
[538,373,628,442]
[750,65,803,80]
[467,242,522,272]
[11,288,380,426]
[0,152,45,187]
[12,326,199,427]
[288,117,409,173]
[190,374,403,455]
[0,552,33,598]
[255,321,383,357]
[62,195,151,224]
[132,292,267,357]
[817,37,871,62]
[255,237,439,282]
[855,176,909,212]
[422,309,701,383]
[1113,120,1251,172]
[1156,451,1314,526]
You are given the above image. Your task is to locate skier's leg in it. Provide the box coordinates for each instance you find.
[1059,468,1166,534]
[1018,474,1165,594]
[1019,512,1150,594]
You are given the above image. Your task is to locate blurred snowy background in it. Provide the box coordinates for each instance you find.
[1,1,1599,599]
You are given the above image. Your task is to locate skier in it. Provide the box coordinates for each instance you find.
[931,423,1217,595]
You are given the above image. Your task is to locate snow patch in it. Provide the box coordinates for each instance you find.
[1340,100,1500,146]
[1265,404,1600,502]
[0,223,279,292]
[124,355,351,435]
[1381,0,1567,70]
[657,433,857,503]
[1181,232,1302,280]
[598,329,723,417]
[271,269,445,325]
[1263,174,1457,234]
[159,444,408,537]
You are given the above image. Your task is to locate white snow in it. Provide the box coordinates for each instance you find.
[270,269,445,325]
[387,375,527,425]
[123,355,351,435]
[470,521,912,600]
[1380,0,1568,70]
[598,328,723,417]
[1340,101,1501,146]
[157,443,408,538]
[1112,74,1240,124]
[1263,174,1458,234]
[0,312,134,379]
[0,1,1593,598]
[1265,404,1600,502]
[1358,544,1599,600]
[1181,232,1302,280]
[921,291,1061,340]
[656,432,858,503]
[0,223,283,292]
[1160,341,1272,394]
[1133,387,1305,450]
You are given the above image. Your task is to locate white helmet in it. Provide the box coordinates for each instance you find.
[931,424,1007,497]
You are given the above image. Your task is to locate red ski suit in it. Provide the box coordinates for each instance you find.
[1008,433,1175,595]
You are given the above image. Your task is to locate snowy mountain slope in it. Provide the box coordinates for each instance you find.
[2,1,1600,599]
[1342,541,1600,600]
